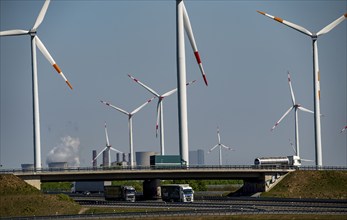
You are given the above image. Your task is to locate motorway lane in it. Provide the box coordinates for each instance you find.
[75,197,347,215]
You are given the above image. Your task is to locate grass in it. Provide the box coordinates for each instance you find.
[0,174,81,217]
[261,170,347,199]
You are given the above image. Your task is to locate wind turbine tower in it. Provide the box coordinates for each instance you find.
[176,0,208,165]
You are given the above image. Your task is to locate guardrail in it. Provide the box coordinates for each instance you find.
[0,165,346,174]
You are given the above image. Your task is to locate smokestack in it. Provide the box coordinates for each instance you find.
[122,153,126,162]
[103,151,109,167]
[116,153,120,163]
[92,150,97,167]
[128,153,131,166]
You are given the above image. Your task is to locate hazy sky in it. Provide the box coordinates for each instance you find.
[1,0,346,169]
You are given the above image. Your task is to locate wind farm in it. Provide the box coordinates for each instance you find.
[0,1,346,169]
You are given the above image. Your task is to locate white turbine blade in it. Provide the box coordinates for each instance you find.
[271,106,294,131]
[301,158,314,162]
[100,100,129,115]
[162,88,178,98]
[110,147,123,154]
[155,101,161,137]
[104,121,110,147]
[32,0,51,31]
[92,147,107,162]
[35,36,73,89]
[131,97,156,115]
[182,3,208,86]
[221,144,234,151]
[128,74,160,97]
[208,144,219,153]
[287,72,296,105]
[289,138,296,154]
[217,127,221,144]
[317,13,347,36]
[161,80,196,98]
[257,11,313,37]
[340,126,347,133]
[0,29,29,36]
[298,106,314,114]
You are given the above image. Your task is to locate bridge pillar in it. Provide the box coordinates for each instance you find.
[238,173,285,196]
[19,175,41,190]
[143,179,161,200]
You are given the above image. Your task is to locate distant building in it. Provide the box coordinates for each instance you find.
[136,151,159,166]
[189,149,205,165]
[48,162,68,169]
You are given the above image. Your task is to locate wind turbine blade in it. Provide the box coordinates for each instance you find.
[162,88,178,98]
[256,11,313,37]
[34,36,73,89]
[182,3,208,86]
[317,14,347,36]
[161,80,196,98]
[0,29,29,36]
[32,0,51,31]
[92,147,107,162]
[340,126,347,133]
[208,144,219,153]
[271,106,294,131]
[217,127,221,144]
[301,158,314,162]
[127,74,160,97]
[104,121,110,147]
[298,106,314,114]
[131,97,155,115]
[100,100,129,115]
[221,144,233,151]
[287,72,296,105]
[110,147,123,154]
[155,101,161,137]
[289,138,297,154]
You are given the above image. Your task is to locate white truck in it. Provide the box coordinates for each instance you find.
[104,185,136,202]
[161,184,194,202]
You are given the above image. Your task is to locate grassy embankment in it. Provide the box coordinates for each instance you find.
[262,170,347,199]
[0,174,80,217]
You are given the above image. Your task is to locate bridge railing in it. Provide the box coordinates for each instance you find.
[0,165,346,174]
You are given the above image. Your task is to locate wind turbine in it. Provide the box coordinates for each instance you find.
[128,74,196,155]
[92,122,123,167]
[271,72,314,158]
[176,0,208,165]
[208,127,234,166]
[288,139,314,164]
[100,97,155,167]
[0,0,73,169]
[257,10,347,166]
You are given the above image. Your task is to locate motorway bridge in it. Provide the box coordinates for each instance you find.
[2,165,297,196]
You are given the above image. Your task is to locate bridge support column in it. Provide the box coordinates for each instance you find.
[143,179,161,200]
[241,173,284,195]
[19,175,41,190]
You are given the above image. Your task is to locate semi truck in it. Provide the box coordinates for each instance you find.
[71,181,106,194]
[254,155,302,167]
[104,185,136,202]
[161,184,194,202]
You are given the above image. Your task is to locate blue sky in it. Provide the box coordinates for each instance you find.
[1,0,346,168]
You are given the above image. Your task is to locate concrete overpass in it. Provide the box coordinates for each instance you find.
[5,166,295,196]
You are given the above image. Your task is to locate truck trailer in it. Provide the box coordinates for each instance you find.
[104,185,136,202]
[161,184,194,202]
[150,155,182,168]
[71,181,106,194]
